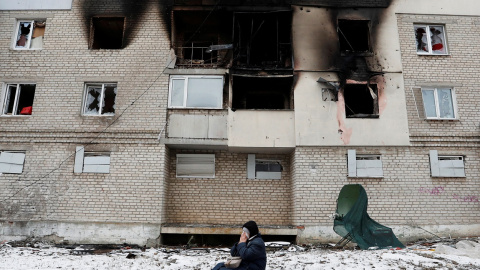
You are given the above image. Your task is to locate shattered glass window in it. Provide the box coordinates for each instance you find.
[2,84,36,116]
[83,83,117,116]
[168,76,223,109]
[15,20,46,49]
[422,88,456,119]
[414,24,447,55]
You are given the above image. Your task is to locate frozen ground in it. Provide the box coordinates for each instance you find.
[1,238,480,270]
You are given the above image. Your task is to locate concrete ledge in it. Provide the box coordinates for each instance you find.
[161,225,297,236]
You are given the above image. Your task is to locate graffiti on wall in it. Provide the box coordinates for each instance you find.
[419,186,479,205]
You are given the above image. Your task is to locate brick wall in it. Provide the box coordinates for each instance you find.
[166,149,293,225]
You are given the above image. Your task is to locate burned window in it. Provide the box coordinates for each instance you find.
[233,11,292,67]
[173,11,231,67]
[232,76,292,110]
[90,17,125,49]
[343,84,378,118]
[83,83,117,116]
[338,20,370,53]
[14,20,46,50]
[414,24,447,55]
[1,84,36,116]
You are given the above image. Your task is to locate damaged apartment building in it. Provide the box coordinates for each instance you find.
[0,0,479,246]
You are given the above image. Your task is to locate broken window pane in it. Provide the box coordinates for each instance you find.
[168,76,223,109]
[91,17,125,49]
[338,20,370,52]
[344,84,378,118]
[2,84,36,116]
[15,20,45,49]
[83,83,117,115]
[414,24,447,55]
[232,76,292,110]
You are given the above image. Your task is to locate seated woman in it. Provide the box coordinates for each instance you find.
[212,221,267,270]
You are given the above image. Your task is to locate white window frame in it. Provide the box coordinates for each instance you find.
[421,87,457,120]
[82,83,117,116]
[348,150,383,178]
[176,154,215,178]
[13,19,45,50]
[168,75,223,109]
[247,154,282,180]
[1,83,36,116]
[0,151,26,174]
[74,146,111,174]
[429,150,465,177]
[414,24,448,55]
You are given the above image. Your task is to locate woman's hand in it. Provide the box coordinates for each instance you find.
[239,231,248,243]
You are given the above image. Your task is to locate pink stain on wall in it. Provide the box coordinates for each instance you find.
[336,92,353,145]
[377,77,387,115]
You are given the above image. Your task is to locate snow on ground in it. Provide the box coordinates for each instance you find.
[1,239,480,270]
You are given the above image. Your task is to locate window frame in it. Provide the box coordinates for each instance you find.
[74,146,111,174]
[247,154,282,180]
[13,19,46,50]
[82,83,117,116]
[429,150,465,177]
[168,75,224,109]
[414,24,448,55]
[1,83,36,116]
[176,153,215,178]
[0,151,26,174]
[421,87,457,120]
[347,150,383,178]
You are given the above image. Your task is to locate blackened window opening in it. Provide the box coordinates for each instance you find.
[233,11,291,68]
[91,17,125,49]
[344,84,378,118]
[232,76,292,110]
[338,20,370,52]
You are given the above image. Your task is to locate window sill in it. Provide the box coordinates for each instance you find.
[424,118,459,121]
[416,53,450,56]
[340,51,374,57]
[346,114,379,119]
[168,107,223,110]
[11,48,43,51]
[1,115,31,118]
[81,114,115,117]
[348,176,384,179]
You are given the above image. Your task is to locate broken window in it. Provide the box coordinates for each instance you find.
[169,76,223,109]
[233,11,292,67]
[338,20,370,53]
[14,20,46,49]
[429,150,465,177]
[83,83,117,116]
[232,76,292,110]
[90,17,125,49]
[343,83,378,118]
[176,154,215,178]
[414,24,447,55]
[172,11,231,67]
[247,154,282,180]
[1,83,36,116]
[348,150,383,178]
[74,146,111,174]
[0,151,26,174]
[421,87,456,119]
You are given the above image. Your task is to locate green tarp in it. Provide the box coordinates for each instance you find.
[333,184,405,250]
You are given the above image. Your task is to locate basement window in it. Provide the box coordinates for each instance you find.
[90,17,125,49]
[414,24,447,55]
[429,150,465,177]
[338,20,370,53]
[168,76,223,109]
[421,87,456,119]
[74,146,111,174]
[176,154,215,178]
[344,84,378,118]
[247,154,282,180]
[348,150,383,178]
[234,11,292,67]
[14,20,46,49]
[1,83,36,116]
[232,76,292,110]
[82,83,117,116]
[0,151,26,174]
